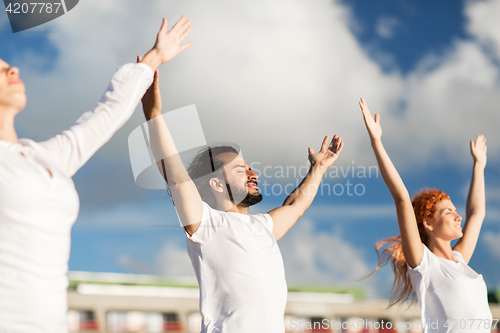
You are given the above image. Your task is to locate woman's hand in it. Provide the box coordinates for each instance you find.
[141,16,193,71]
[359,97,382,142]
[470,134,487,168]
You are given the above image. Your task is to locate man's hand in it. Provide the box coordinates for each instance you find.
[141,16,193,71]
[308,135,343,169]
[137,55,161,121]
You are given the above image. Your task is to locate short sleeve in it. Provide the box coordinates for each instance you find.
[408,245,437,274]
[261,214,274,233]
[185,202,225,246]
[452,250,466,264]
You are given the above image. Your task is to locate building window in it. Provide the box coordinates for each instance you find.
[67,309,99,332]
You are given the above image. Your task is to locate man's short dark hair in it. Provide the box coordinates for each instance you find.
[187,146,239,208]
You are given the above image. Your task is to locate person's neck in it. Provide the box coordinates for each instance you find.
[217,201,249,215]
[0,109,18,143]
[427,238,455,261]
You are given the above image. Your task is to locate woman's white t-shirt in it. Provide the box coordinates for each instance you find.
[0,63,153,333]
[408,245,493,333]
[186,202,288,333]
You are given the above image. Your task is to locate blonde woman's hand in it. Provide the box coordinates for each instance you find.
[141,16,193,71]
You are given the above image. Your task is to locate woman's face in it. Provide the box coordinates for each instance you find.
[426,199,463,241]
[0,59,26,113]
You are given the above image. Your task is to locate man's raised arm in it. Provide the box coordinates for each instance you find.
[139,16,202,236]
[268,135,343,240]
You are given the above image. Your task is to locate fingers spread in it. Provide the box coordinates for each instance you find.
[181,18,192,31]
[180,26,192,42]
[180,41,193,52]
[171,15,187,32]
[159,18,168,35]
[359,98,373,119]
[337,141,344,154]
[320,136,329,152]
[333,136,343,153]
[359,97,368,110]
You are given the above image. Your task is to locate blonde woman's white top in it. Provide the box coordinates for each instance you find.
[408,245,492,333]
[0,63,153,333]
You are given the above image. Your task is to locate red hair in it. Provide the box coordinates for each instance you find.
[370,188,450,306]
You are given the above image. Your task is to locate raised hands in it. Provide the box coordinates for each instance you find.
[470,134,487,168]
[141,16,193,71]
[308,135,343,169]
[359,98,382,142]
[138,62,161,121]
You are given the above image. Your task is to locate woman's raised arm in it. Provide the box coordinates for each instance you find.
[453,135,487,263]
[359,98,424,268]
[38,17,192,178]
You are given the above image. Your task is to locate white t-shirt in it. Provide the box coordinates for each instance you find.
[0,63,153,333]
[408,245,492,333]
[186,202,288,333]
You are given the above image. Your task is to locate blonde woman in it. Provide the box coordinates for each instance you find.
[360,98,492,333]
[0,16,192,333]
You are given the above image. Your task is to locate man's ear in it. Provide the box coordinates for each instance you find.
[423,219,433,231]
[209,177,224,193]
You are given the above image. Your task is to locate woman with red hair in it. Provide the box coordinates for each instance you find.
[359,98,492,333]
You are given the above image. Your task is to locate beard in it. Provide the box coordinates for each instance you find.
[226,180,263,207]
[239,192,263,207]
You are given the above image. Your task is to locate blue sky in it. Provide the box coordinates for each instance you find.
[342,0,468,73]
[2,0,500,299]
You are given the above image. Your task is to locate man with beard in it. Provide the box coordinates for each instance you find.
[139,50,343,333]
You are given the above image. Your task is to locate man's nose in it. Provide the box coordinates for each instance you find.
[247,170,258,180]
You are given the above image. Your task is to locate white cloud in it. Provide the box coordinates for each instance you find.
[279,219,396,298]
[466,0,500,60]
[9,0,500,188]
[279,220,370,284]
[11,0,500,176]
[155,242,195,277]
[118,241,195,279]
[12,0,402,171]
